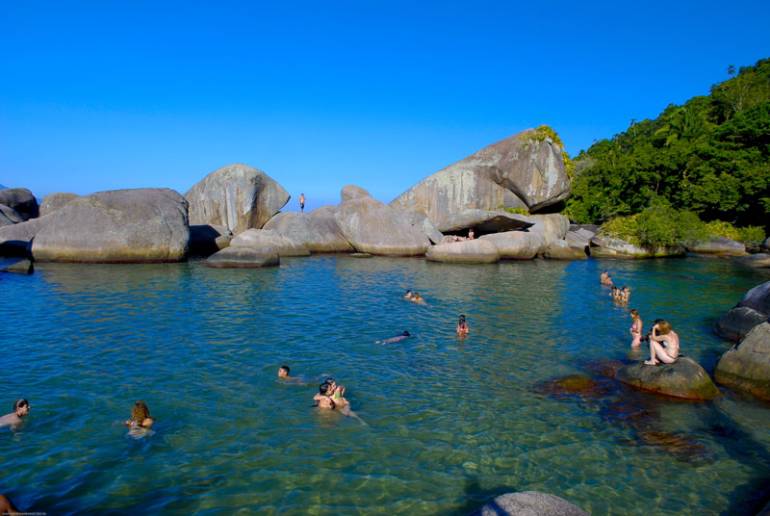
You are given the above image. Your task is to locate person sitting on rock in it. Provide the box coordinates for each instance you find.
[600,271,613,286]
[125,400,154,430]
[644,320,679,365]
[629,309,643,347]
[456,314,470,337]
[0,399,29,429]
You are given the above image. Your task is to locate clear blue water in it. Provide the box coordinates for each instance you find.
[1,256,770,514]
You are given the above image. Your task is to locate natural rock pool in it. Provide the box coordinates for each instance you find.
[2,256,770,514]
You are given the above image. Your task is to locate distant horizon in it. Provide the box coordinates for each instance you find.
[2,1,769,209]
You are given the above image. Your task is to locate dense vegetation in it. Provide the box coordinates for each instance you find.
[566,58,770,243]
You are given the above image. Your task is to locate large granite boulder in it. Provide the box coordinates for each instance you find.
[340,184,371,202]
[544,240,588,260]
[230,229,309,257]
[687,237,746,256]
[205,246,279,268]
[0,204,23,226]
[0,188,38,220]
[615,357,720,400]
[186,163,290,234]
[188,224,232,257]
[390,129,571,230]
[715,323,770,400]
[735,253,770,269]
[335,196,430,256]
[39,193,79,216]
[31,188,189,263]
[522,213,569,247]
[473,491,587,516]
[403,210,444,244]
[0,217,48,257]
[440,209,532,234]
[425,239,500,264]
[716,281,770,341]
[590,235,685,259]
[480,231,545,259]
[263,207,354,253]
[565,229,594,254]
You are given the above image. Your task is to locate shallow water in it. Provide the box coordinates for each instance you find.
[2,256,770,514]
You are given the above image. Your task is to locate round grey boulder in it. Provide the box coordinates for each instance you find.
[615,357,720,400]
[263,207,354,253]
[230,228,309,257]
[473,491,587,516]
[39,193,79,216]
[31,188,189,263]
[480,231,545,260]
[0,204,23,227]
[186,163,290,234]
[204,246,279,268]
[716,281,770,341]
[544,240,587,260]
[715,322,770,401]
[340,184,371,202]
[335,197,430,256]
[687,237,746,256]
[0,188,38,220]
[189,224,233,257]
[425,239,500,264]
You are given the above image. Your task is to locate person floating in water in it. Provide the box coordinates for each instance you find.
[629,309,643,347]
[299,193,306,213]
[456,314,470,337]
[0,399,29,429]
[378,331,411,344]
[125,400,154,430]
[600,270,613,286]
[403,290,426,305]
[621,286,631,304]
[644,319,680,366]
[313,379,366,425]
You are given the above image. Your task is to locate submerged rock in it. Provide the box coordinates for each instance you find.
[687,237,746,256]
[204,246,279,268]
[425,239,500,264]
[480,231,545,259]
[473,491,587,516]
[534,374,604,398]
[335,196,430,256]
[263,207,354,253]
[715,322,770,401]
[391,129,571,230]
[0,258,33,274]
[637,430,709,463]
[186,163,290,234]
[32,188,189,263]
[230,228,310,257]
[615,357,719,400]
[0,188,38,220]
[716,280,770,341]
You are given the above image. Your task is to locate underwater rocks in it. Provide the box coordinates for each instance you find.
[474,491,587,516]
[715,322,770,401]
[615,357,719,401]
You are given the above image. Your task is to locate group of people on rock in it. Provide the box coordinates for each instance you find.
[449,228,475,242]
[601,270,680,366]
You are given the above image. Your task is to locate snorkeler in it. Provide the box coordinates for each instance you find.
[378,331,411,344]
[124,400,154,429]
[456,314,470,337]
[0,399,29,429]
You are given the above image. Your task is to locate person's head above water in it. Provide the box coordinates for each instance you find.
[278,365,290,378]
[402,330,410,336]
[630,309,639,319]
[458,314,466,324]
[13,399,29,417]
[319,382,332,395]
[131,401,151,423]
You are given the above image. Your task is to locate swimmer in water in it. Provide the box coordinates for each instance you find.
[313,380,367,425]
[403,290,414,300]
[378,330,411,344]
[410,293,426,305]
[629,309,643,347]
[0,399,29,430]
[124,400,154,430]
[456,314,469,337]
[600,270,613,286]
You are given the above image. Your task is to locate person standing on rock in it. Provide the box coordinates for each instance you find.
[644,320,679,365]
[299,193,306,213]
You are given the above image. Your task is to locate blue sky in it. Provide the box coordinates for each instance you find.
[1,1,769,209]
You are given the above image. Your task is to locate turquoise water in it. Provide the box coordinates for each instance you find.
[2,256,770,514]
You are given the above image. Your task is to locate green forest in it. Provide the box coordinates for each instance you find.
[565,58,770,245]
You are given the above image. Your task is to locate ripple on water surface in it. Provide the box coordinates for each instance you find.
[1,256,770,514]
